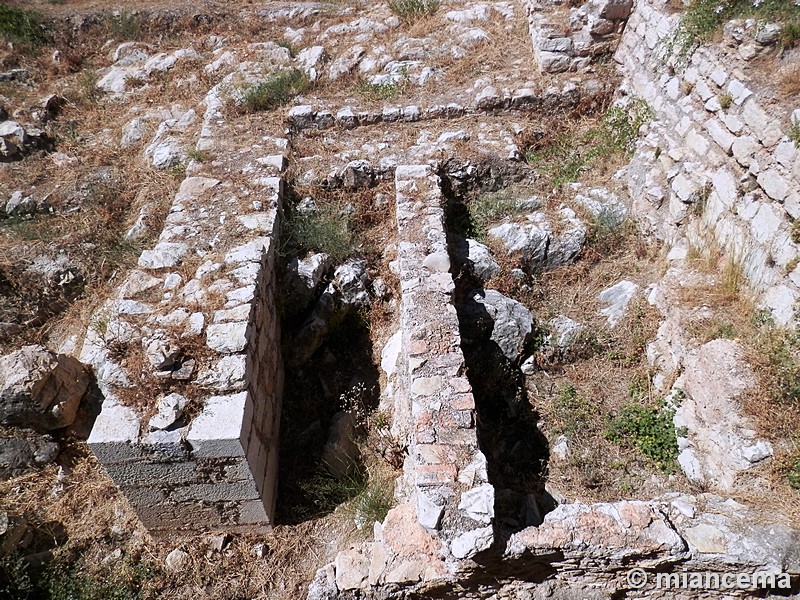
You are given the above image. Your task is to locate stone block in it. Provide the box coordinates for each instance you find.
[105,461,199,487]
[186,392,247,458]
[205,321,248,354]
[170,481,260,503]
[705,118,735,154]
[757,169,791,201]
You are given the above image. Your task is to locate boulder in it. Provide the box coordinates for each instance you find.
[332,259,370,308]
[488,208,586,272]
[0,512,29,556]
[0,345,89,431]
[573,188,628,229]
[460,289,534,363]
[597,280,639,327]
[548,315,583,348]
[452,236,500,282]
[283,253,331,317]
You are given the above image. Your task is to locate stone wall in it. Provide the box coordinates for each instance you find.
[523,0,634,73]
[617,0,800,325]
[82,78,286,533]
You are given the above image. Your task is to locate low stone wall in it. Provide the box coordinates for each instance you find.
[522,0,634,73]
[82,79,286,533]
[618,0,800,325]
[286,78,614,132]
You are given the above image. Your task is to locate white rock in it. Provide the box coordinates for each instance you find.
[148,393,188,430]
[597,280,639,327]
[450,526,494,559]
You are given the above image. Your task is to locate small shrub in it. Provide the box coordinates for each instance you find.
[282,206,354,263]
[553,383,592,435]
[719,91,733,110]
[276,39,297,58]
[788,122,800,148]
[526,99,652,188]
[605,402,681,471]
[299,467,368,514]
[780,20,800,49]
[0,3,47,46]
[240,69,309,113]
[465,191,530,240]
[788,459,800,489]
[785,256,800,274]
[187,148,211,163]
[388,0,440,22]
[791,220,800,244]
[353,478,394,526]
[691,182,712,216]
[102,11,145,40]
[358,79,404,101]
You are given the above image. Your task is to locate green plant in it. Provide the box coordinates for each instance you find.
[789,122,800,148]
[719,91,733,110]
[0,3,47,46]
[276,39,297,57]
[187,148,211,163]
[103,11,144,40]
[792,220,800,244]
[299,467,368,514]
[526,99,652,188]
[353,478,394,526]
[388,0,440,22]
[691,182,712,217]
[358,79,404,101]
[780,20,800,49]
[553,383,592,435]
[281,206,354,263]
[672,0,800,58]
[710,321,736,340]
[605,402,681,471]
[463,191,530,240]
[240,69,309,113]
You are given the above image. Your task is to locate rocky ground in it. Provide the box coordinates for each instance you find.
[1,0,800,598]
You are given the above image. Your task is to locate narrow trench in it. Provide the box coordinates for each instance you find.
[272,181,383,526]
[439,164,555,534]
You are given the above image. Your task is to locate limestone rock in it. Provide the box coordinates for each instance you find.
[283,253,330,317]
[165,548,190,572]
[597,280,639,327]
[452,236,500,282]
[460,289,534,363]
[548,315,583,347]
[332,259,370,308]
[573,188,628,228]
[0,345,89,431]
[507,500,684,562]
[148,393,188,431]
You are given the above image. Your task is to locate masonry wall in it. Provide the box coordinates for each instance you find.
[83,77,287,533]
[617,0,800,325]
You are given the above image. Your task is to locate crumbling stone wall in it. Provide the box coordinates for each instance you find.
[83,80,286,533]
[523,0,634,73]
[618,0,800,325]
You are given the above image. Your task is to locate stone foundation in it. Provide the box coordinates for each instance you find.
[83,76,286,533]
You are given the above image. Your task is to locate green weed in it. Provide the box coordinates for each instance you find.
[358,79,405,101]
[388,0,440,22]
[788,122,800,149]
[605,402,681,471]
[281,206,354,264]
[462,191,532,240]
[0,3,47,46]
[526,99,652,189]
[240,69,309,113]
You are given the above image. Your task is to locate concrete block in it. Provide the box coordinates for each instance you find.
[186,392,248,458]
[170,481,260,503]
[105,461,199,487]
[135,502,222,530]
[120,485,167,506]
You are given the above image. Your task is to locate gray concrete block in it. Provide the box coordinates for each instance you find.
[238,499,271,525]
[135,502,222,530]
[170,481,260,503]
[120,485,167,506]
[105,461,199,487]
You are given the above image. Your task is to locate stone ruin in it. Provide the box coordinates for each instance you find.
[62,0,800,595]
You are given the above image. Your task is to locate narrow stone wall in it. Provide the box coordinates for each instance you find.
[394,165,495,558]
[618,0,800,325]
[82,79,286,533]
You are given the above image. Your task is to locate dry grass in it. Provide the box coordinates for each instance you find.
[779,60,800,98]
